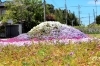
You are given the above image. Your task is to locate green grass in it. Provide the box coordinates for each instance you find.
[0,34,100,66]
[88,34,100,38]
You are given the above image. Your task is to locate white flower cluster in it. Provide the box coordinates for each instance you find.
[28,21,88,40]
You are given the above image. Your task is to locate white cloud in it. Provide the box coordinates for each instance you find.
[88,1,100,5]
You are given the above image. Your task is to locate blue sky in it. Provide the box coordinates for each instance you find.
[1,0,100,26]
[45,0,100,26]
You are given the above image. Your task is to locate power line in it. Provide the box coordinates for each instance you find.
[51,0,59,8]
[80,5,100,7]
[71,5,100,7]
[81,16,93,18]
[70,4,99,25]
[71,5,81,25]
[94,0,98,17]
[45,0,97,25]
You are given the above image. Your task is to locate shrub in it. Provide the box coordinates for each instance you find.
[75,25,100,34]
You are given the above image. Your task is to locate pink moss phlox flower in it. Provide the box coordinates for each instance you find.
[69,52,74,56]
[0,21,93,46]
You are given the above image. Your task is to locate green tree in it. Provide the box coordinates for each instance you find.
[67,11,79,26]
[54,9,79,26]
[2,0,43,32]
[96,15,100,24]
[46,4,54,14]
[54,9,64,23]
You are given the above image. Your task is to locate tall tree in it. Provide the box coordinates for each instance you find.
[67,11,79,26]
[54,9,79,26]
[46,4,54,14]
[2,0,43,32]
[54,9,64,23]
[96,15,100,24]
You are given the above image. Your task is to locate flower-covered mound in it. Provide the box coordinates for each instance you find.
[0,21,91,46]
[28,21,88,40]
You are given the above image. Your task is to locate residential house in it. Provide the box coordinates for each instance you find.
[0,1,6,16]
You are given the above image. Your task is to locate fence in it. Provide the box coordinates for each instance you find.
[0,24,22,38]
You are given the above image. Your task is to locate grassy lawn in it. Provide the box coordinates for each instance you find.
[0,34,100,66]
[88,34,100,38]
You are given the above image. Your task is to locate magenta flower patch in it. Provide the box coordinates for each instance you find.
[0,21,91,46]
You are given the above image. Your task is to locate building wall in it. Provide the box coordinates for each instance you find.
[0,2,6,16]
[0,8,6,16]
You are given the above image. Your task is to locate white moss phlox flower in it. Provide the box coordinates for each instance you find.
[28,21,88,40]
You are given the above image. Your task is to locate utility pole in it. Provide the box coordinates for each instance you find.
[78,5,81,25]
[89,13,90,25]
[43,0,46,22]
[94,0,97,17]
[65,0,67,25]
[93,9,96,23]
[72,20,74,26]
[71,5,81,26]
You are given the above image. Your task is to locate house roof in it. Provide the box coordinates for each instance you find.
[0,1,12,8]
[0,2,5,6]
[0,2,5,8]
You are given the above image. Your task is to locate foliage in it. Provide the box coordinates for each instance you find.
[75,25,100,34]
[0,15,3,21]
[67,11,80,26]
[96,15,100,24]
[0,26,5,38]
[0,26,5,33]
[2,0,80,33]
[46,4,80,26]
[2,10,14,23]
[54,9,80,26]
[0,39,100,66]
[88,34,100,38]
[46,4,55,14]
[54,8,65,23]
[2,0,43,32]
